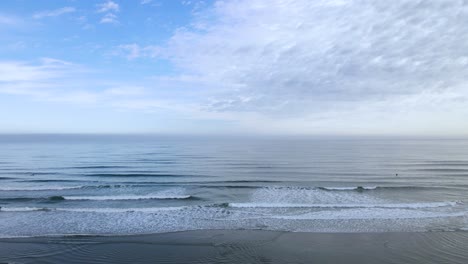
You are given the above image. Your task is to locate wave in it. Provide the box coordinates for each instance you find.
[83,173,193,178]
[80,184,129,189]
[319,186,377,191]
[245,186,389,205]
[0,195,73,201]
[0,194,193,202]
[62,206,187,213]
[14,172,60,175]
[0,184,153,191]
[2,202,462,215]
[416,168,468,173]
[229,201,460,209]
[62,194,192,201]
[214,180,282,183]
[2,202,467,237]
[0,184,450,192]
[21,179,85,183]
[0,196,66,202]
[271,208,468,220]
[316,186,445,191]
[213,185,262,189]
[0,186,85,191]
[0,197,36,202]
[0,207,53,212]
[0,206,187,213]
[67,166,131,169]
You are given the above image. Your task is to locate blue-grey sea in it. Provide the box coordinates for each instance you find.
[1,135,468,237]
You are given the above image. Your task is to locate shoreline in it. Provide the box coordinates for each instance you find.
[0,228,467,240]
[1,230,468,263]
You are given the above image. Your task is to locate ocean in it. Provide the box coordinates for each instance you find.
[1,135,468,237]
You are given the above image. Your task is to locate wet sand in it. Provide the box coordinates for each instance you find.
[1,230,468,263]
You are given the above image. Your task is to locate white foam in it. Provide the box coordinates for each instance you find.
[229,201,459,209]
[63,194,191,200]
[270,208,467,220]
[60,206,188,213]
[248,187,386,205]
[0,207,50,212]
[1,203,467,237]
[0,206,187,213]
[321,186,377,190]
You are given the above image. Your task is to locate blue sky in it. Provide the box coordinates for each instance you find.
[1,0,468,135]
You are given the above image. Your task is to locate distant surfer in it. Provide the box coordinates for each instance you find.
[396,173,398,176]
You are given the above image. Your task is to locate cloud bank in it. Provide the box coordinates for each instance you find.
[154,0,468,115]
[119,0,468,135]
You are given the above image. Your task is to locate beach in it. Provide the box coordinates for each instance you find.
[1,230,468,263]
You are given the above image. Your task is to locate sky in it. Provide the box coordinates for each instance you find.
[1,0,468,136]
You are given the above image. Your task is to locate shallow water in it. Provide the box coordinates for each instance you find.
[1,135,468,237]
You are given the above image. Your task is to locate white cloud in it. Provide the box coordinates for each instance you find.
[33,7,76,19]
[0,59,67,83]
[4,0,468,135]
[0,59,192,114]
[100,13,118,24]
[97,1,120,24]
[0,14,20,25]
[97,1,120,13]
[0,59,87,101]
[116,44,161,59]
[129,0,468,134]
[0,14,25,30]
[141,0,152,4]
[104,86,147,96]
[164,2,464,104]
[116,44,140,59]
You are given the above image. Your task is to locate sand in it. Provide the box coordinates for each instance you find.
[1,230,468,263]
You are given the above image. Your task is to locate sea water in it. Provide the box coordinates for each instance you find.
[1,135,468,237]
